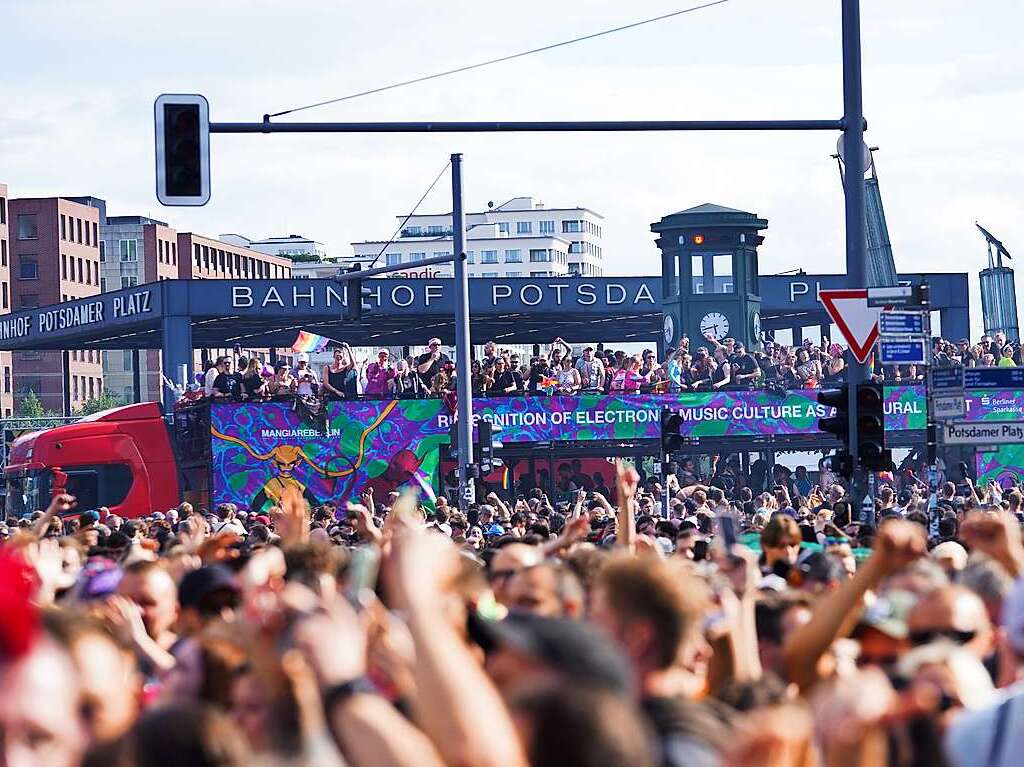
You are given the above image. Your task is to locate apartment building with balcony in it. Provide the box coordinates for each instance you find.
[348,196,604,278]
[8,196,103,414]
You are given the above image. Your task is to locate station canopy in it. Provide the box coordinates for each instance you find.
[0,272,968,352]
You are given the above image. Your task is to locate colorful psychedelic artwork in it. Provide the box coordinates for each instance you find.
[211,400,448,513]
[976,444,1024,489]
[210,388,931,510]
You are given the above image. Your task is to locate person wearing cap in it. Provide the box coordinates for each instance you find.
[177,565,241,636]
[415,337,451,388]
[362,349,396,399]
[729,341,760,386]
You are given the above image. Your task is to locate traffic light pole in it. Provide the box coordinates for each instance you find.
[451,154,476,514]
[841,0,872,526]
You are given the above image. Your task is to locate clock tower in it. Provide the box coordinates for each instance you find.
[651,203,767,352]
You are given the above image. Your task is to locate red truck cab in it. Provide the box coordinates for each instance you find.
[4,402,180,519]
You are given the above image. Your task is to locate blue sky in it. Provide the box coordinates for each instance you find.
[2,0,1020,338]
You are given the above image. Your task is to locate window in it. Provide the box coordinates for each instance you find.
[77,258,84,282]
[498,222,510,235]
[20,294,39,309]
[405,226,422,236]
[76,218,82,243]
[432,251,451,260]
[504,249,522,263]
[61,254,67,278]
[84,221,91,245]
[60,214,67,240]
[481,250,498,264]
[1,239,6,266]
[194,244,201,268]
[99,241,105,262]
[530,271,547,277]
[100,278,106,292]
[562,220,583,233]
[3,367,9,395]
[92,222,97,245]
[1,283,7,309]
[121,276,139,288]
[122,350,133,369]
[119,239,138,262]
[409,252,426,262]
[712,253,734,294]
[0,197,5,225]
[529,249,551,262]
[17,214,38,240]
[427,225,444,236]
[466,251,475,264]
[88,378,95,400]
[568,241,584,254]
[158,240,164,262]
[506,271,522,277]
[19,256,38,279]
[481,272,499,278]
[73,376,79,401]
[516,221,532,234]
[690,254,705,294]
[385,253,402,266]
[17,375,42,395]
[539,220,555,234]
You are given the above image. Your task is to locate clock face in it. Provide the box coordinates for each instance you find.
[663,314,675,345]
[700,312,730,340]
[751,311,762,341]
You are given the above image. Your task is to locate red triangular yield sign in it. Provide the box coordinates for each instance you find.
[819,289,881,364]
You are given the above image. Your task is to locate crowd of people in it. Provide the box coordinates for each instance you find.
[193,328,1020,404]
[4,454,1024,767]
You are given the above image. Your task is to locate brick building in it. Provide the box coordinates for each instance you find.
[8,197,103,414]
[0,185,12,417]
[98,216,181,403]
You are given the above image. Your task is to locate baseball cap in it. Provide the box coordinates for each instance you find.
[80,510,100,526]
[178,565,240,611]
[469,613,633,694]
[931,540,969,571]
[297,353,309,363]
[854,590,916,640]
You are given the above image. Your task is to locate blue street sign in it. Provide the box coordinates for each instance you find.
[932,366,964,392]
[880,339,927,365]
[879,310,925,335]
[963,367,1024,389]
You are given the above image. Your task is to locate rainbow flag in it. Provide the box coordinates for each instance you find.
[291,331,330,353]
[501,465,512,491]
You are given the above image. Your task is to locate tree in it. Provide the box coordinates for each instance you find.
[17,391,45,418]
[74,392,123,416]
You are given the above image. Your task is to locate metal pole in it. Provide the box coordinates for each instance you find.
[841,0,871,525]
[211,118,845,135]
[451,153,475,514]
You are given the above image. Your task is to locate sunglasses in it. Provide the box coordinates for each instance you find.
[824,536,849,546]
[908,628,977,647]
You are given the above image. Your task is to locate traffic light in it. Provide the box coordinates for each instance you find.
[818,386,853,479]
[477,420,504,473]
[154,94,210,206]
[345,265,373,321]
[856,383,891,472]
[661,408,685,455]
[817,385,849,443]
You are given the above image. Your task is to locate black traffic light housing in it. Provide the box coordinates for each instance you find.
[856,382,891,472]
[818,385,853,479]
[660,408,685,455]
[345,264,373,322]
[477,420,503,473]
[154,94,210,206]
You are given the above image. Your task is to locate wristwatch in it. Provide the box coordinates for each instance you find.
[322,676,375,710]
